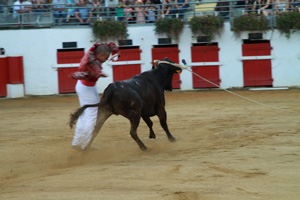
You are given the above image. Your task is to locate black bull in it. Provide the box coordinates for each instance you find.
[69,58,182,150]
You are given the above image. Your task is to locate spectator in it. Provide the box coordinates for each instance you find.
[74,0,93,24]
[174,0,188,19]
[91,0,103,21]
[126,0,135,5]
[215,0,230,19]
[290,0,300,11]
[22,0,33,21]
[151,0,163,16]
[146,0,156,22]
[162,0,175,18]
[257,0,273,16]
[66,0,77,22]
[274,0,289,14]
[116,0,125,21]
[13,0,23,19]
[13,0,31,20]
[245,0,257,14]
[105,0,118,19]
[146,5,156,22]
[0,0,9,14]
[22,0,32,10]
[32,0,46,23]
[134,0,146,23]
[234,0,246,7]
[52,0,66,24]
[124,0,134,23]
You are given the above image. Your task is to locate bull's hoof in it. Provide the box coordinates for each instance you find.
[149,134,156,139]
[168,137,176,142]
[69,121,74,129]
[140,146,147,151]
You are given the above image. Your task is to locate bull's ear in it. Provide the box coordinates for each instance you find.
[162,57,169,61]
[176,70,182,74]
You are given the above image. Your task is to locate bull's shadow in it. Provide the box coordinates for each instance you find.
[69,57,182,151]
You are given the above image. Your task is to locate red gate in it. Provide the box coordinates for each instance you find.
[57,50,84,64]
[0,57,8,97]
[0,56,25,97]
[7,56,24,84]
[151,47,181,89]
[191,45,220,88]
[112,48,142,82]
[57,49,84,93]
[242,43,273,87]
[58,67,78,93]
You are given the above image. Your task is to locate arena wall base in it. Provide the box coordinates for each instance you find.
[6,84,24,98]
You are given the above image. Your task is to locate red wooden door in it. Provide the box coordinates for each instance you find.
[191,45,220,88]
[112,48,142,82]
[7,56,24,84]
[57,67,78,93]
[151,47,181,89]
[243,60,273,86]
[0,57,8,97]
[117,48,142,61]
[57,51,84,64]
[192,65,220,88]
[191,45,220,62]
[57,49,84,93]
[242,43,273,87]
[113,64,141,82]
[242,43,272,56]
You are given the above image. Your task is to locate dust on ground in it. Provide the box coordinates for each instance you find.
[0,89,300,200]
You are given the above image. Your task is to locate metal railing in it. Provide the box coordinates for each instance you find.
[0,0,299,29]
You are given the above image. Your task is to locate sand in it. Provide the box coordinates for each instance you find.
[1,89,300,200]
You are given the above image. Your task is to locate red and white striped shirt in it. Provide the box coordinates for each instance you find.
[70,42,119,86]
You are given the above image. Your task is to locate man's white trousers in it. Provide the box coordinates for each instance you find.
[72,80,100,149]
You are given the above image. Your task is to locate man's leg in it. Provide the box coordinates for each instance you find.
[72,81,100,149]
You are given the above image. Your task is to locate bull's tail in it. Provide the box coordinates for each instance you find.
[69,84,115,129]
[69,104,98,129]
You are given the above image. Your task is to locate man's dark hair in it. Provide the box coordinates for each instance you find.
[96,44,112,55]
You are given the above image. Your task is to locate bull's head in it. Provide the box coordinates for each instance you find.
[153,57,182,91]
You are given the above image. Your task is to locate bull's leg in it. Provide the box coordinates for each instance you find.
[85,108,112,150]
[158,109,176,142]
[142,116,156,139]
[129,116,147,150]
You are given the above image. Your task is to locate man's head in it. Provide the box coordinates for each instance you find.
[78,0,85,5]
[95,44,111,63]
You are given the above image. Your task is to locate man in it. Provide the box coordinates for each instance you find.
[74,0,93,24]
[215,0,230,19]
[105,0,118,19]
[0,0,8,14]
[22,0,33,22]
[69,42,119,150]
[52,0,66,24]
[13,0,26,19]
[174,0,188,19]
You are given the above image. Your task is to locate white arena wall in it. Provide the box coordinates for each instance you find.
[1,21,300,96]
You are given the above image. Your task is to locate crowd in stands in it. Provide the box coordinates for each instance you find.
[0,0,190,25]
[215,0,300,20]
[0,0,299,26]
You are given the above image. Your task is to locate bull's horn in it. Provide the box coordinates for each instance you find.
[154,60,188,70]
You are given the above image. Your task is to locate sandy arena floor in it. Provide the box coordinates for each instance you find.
[0,89,300,200]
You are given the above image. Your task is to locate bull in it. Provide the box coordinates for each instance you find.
[69,57,182,150]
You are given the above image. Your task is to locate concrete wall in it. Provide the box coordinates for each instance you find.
[1,22,300,96]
